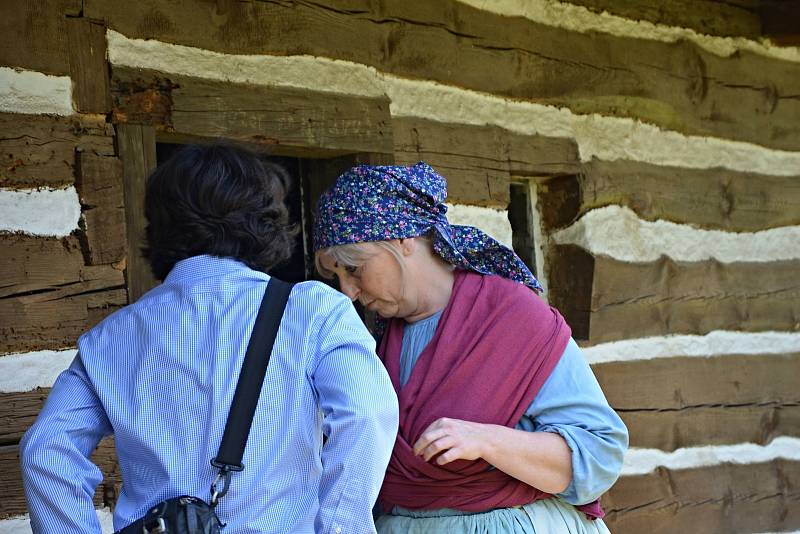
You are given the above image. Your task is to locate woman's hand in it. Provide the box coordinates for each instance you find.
[413,417,492,465]
[413,417,574,494]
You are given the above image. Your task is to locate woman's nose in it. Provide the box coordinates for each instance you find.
[339,277,360,301]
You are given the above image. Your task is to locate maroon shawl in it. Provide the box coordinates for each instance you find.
[378,270,604,519]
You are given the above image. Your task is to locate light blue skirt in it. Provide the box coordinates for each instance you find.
[376,499,612,534]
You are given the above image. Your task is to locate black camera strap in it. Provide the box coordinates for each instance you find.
[208,277,293,506]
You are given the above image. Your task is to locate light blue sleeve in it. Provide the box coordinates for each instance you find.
[20,355,111,534]
[313,295,400,533]
[519,338,628,505]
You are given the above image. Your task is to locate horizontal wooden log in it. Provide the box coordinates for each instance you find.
[560,0,761,39]
[110,66,393,155]
[0,234,85,299]
[548,245,800,343]
[393,117,579,207]
[0,389,51,446]
[0,266,127,354]
[593,353,800,411]
[0,113,115,188]
[538,160,800,232]
[603,460,800,534]
[619,403,800,451]
[76,153,127,265]
[88,0,800,150]
[0,437,120,518]
[0,0,80,76]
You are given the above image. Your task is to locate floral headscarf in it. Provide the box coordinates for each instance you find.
[313,162,542,293]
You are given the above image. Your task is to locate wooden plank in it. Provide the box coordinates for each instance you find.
[393,117,579,207]
[540,160,800,232]
[593,353,800,411]
[116,123,159,302]
[86,0,800,150]
[545,244,593,340]
[560,0,761,39]
[0,389,52,446]
[603,460,800,534]
[588,255,800,343]
[0,267,126,354]
[110,66,393,155]
[76,153,127,264]
[620,404,800,451]
[0,113,115,188]
[1,437,120,518]
[0,234,85,298]
[66,18,112,114]
[0,0,76,75]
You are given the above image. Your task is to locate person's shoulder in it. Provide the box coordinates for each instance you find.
[288,279,353,314]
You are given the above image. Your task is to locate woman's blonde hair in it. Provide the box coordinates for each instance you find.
[314,233,434,279]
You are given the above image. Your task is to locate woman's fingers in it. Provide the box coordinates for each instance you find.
[413,417,487,463]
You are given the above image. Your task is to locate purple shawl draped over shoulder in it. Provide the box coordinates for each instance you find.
[378,270,604,519]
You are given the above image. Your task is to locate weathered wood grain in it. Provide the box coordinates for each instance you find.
[1,438,120,518]
[67,17,112,114]
[0,0,80,76]
[393,117,579,207]
[620,404,800,451]
[87,0,800,150]
[560,0,761,39]
[538,160,800,232]
[593,353,800,411]
[0,234,85,299]
[76,153,127,265]
[547,245,800,344]
[110,66,393,155]
[0,113,115,188]
[603,460,800,534]
[116,123,158,303]
[0,266,126,353]
[0,389,52,445]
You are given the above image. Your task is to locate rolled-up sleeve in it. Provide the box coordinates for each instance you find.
[312,297,399,533]
[524,338,628,505]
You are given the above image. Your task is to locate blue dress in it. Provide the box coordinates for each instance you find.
[376,311,627,533]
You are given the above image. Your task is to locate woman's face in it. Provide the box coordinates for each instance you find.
[318,241,415,319]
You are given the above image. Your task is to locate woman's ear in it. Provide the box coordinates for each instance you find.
[397,237,416,256]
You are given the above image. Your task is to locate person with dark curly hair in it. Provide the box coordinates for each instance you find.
[20,143,399,534]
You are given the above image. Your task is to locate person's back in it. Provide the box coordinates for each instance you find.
[20,143,399,533]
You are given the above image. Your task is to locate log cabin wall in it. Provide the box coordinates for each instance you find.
[1,1,799,532]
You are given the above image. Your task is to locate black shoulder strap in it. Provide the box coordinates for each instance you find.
[211,277,293,473]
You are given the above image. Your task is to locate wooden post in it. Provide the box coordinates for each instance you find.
[66,17,111,114]
[116,124,159,302]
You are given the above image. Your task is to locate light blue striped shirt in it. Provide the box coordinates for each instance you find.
[401,313,627,505]
[21,255,399,534]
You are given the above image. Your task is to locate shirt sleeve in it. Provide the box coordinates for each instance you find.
[20,355,112,534]
[312,297,399,534]
[522,338,629,505]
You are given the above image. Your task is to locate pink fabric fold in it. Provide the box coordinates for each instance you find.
[378,270,604,519]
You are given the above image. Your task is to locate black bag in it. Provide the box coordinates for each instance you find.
[116,278,293,534]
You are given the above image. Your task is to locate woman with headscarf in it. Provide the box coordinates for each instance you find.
[313,162,628,534]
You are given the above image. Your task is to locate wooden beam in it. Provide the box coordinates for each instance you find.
[539,160,800,232]
[593,353,800,411]
[0,389,52,446]
[393,117,579,207]
[547,245,800,344]
[603,460,800,534]
[75,153,127,265]
[86,0,800,150]
[0,0,76,76]
[116,123,158,302]
[110,66,393,155]
[66,17,112,114]
[0,234,85,299]
[620,404,800,451]
[0,113,114,189]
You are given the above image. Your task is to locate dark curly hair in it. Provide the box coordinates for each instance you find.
[143,142,297,281]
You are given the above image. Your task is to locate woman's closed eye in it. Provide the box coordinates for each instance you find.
[345,265,361,277]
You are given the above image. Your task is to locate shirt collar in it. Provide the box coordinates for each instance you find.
[164,254,257,284]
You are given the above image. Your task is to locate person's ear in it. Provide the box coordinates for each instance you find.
[398,237,416,256]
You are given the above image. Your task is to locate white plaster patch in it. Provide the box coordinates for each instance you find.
[583,330,800,365]
[622,437,800,476]
[458,0,800,63]
[0,508,114,533]
[107,30,800,177]
[552,205,800,263]
[446,203,512,248]
[0,186,81,237]
[0,66,73,116]
[0,349,76,393]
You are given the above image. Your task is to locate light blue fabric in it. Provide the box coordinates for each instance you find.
[400,315,627,506]
[21,255,399,534]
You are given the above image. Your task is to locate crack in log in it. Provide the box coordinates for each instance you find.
[615,401,800,413]
[596,286,800,310]
[606,491,799,516]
